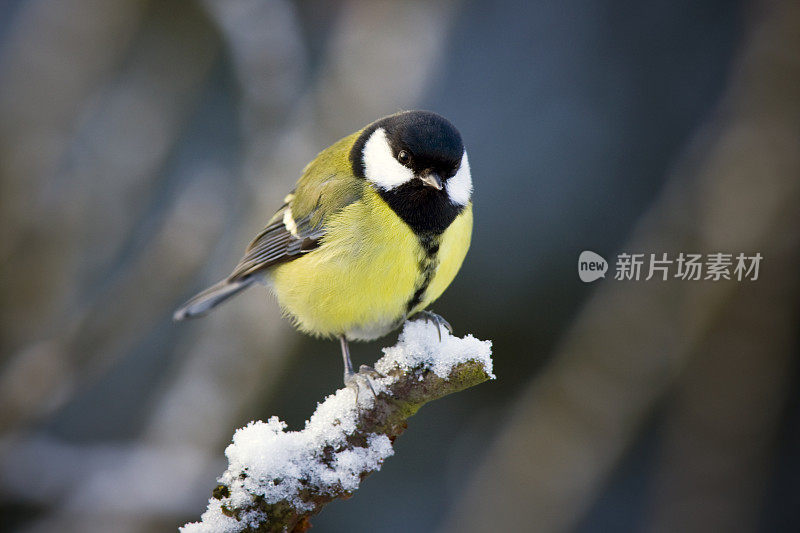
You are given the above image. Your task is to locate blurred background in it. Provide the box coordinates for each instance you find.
[1,0,798,531]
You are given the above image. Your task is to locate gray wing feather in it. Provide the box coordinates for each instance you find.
[174,173,358,321]
[173,277,257,320]
[173,206,324,321]
[228,212,324,280]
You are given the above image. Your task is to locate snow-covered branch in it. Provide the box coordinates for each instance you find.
[181,320,494,533]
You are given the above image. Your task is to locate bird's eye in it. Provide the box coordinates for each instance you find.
[397,150,410,165]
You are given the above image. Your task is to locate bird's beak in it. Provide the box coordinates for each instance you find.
[419,171,443,190]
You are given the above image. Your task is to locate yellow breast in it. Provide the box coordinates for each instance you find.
[270,188,472,340]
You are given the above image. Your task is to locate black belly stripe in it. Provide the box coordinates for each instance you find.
[405,234,441,314]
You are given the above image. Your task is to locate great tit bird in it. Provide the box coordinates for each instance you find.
[174,110,472,389]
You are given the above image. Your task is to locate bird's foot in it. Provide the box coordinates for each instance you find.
[358,364,385,379]
[414,310,453,341]
[344,366,385,409]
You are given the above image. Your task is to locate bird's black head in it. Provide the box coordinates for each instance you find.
[351,110,472,234]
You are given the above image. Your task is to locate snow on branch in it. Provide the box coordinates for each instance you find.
[181,320,494,533]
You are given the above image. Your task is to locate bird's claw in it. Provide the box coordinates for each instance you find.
[345,366,384,411]
[359,364,385,379]
[415,310,453,341]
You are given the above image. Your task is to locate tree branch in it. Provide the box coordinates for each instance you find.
[181,320,494,533]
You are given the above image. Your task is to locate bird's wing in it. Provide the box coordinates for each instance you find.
[228,198,331,280]
[228,133,364,281]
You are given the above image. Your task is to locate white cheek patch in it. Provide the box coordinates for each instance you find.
[446,151,472,206]
[363,128,414,190]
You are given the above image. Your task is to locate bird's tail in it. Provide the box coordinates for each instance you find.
[173,276,257,321]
